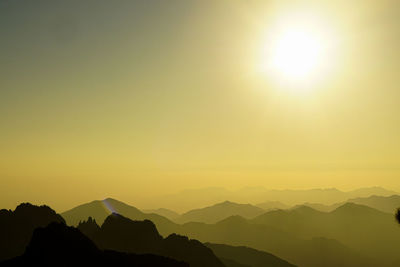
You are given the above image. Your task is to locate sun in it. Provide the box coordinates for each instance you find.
[259,15,335,89]
[271,30,322,81]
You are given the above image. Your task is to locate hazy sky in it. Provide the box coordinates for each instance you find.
[1,0,400,211]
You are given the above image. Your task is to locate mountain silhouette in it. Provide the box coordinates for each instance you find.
[0,203,65,261]
[79,213,225,267]
[62,198,176,235]
[146,186,397,211]
[176,213,377,267]
[295,202,342,212]
[77,216,100,239]
[64,197,400,266]
[345,194,400,214]
[1,222,188,267]
[250,203,400,265]
[142,208,180,221]
[205,243,295,267]
[294,194,400,214]
[177,201,265,224]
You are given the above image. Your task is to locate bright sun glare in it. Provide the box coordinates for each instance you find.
[271,30,322,80]
[260,14,335,89]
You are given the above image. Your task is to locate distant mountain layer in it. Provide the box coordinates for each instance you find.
[1,222,188,267]
[177,201,265,224]
[141,186,397,212]
[176,214,377,267]
[347,195,400,214]
[250,203,400,264]
[298,194,400,214]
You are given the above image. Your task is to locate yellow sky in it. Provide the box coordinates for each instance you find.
[1,0,399,211]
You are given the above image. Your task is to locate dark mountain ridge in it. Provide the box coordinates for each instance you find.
[79,213,226,267]
[1,222,188,267]
[62,198,176,235]
[0,203,65,261]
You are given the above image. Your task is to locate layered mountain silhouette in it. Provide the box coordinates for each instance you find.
[205,243,295,267]
[0,203,65,261]
[70,202,298,266]
[62,198,176,235]
[63,196,400,266]
[1,222,188,267]
[177,201,265,224]
[176,213,374,267]
[298,194,400,214]
[346,194,400,214]
[295,202,342,212]
[250,203,400,264]
[78,213,225,267]
[143,186,397,211]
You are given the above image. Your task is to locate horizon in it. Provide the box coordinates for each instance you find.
[4,185,398,213]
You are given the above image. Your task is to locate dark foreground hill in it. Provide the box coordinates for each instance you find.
[206,243,296,267]
[0,203,65,261]
[1,222,188,267]
[78,213,225,267]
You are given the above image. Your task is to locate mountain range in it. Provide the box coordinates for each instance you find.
[78,213,225,267]
[0,203,65,261]
[61,198,177,235]
[2,222,188,267]
[0,203,295,267]
[61,196,400,266]
[176,201,265,224]
[298,194,400,214]
[138,186,397,212]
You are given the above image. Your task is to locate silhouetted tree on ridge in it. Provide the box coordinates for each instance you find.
[396,208,400,224]
[77,216,100,240]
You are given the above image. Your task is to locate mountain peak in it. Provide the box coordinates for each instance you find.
[216,200,236,206]
[331,202,384,216]
[290,205,322,214]
[102,213,158,232]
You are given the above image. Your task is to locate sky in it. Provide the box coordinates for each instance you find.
[1,0,400,211]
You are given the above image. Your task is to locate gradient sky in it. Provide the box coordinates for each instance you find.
[1,0,400,211]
